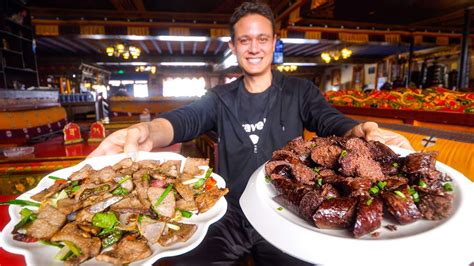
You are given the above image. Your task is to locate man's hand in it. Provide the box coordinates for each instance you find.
[87,118,174,158]
[346,122,414,151]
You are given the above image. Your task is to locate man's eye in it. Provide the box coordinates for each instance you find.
[240,39,249,45]
[259,37,268,43]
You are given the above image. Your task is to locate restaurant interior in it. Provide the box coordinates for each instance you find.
[0,0,473,263]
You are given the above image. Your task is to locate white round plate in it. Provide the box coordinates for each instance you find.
[0,151,228,266]
[240,146,474,266]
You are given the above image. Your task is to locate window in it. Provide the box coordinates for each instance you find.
[133,83,148,97]
[163,77,206,97]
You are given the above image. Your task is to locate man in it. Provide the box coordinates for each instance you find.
[89,2,412,265]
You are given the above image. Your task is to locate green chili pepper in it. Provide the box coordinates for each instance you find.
[92,212,118,229]
[101,230,123,249]
[154,184,173,207]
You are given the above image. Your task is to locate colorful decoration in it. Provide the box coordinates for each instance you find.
[325,87,474,113]
[88,121,106,143]
[63,122,83,144]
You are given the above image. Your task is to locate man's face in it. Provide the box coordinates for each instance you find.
[229,14,275,77]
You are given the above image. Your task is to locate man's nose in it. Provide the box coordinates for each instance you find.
[248,39,259,53]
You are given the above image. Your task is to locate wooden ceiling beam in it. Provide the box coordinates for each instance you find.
[276,0,307,24]
[109,0,125,11]
[37,54,220,64]
[296,18,463,33]
[30,7,230,23]
[408,7,473,27]
[131,0,145,11]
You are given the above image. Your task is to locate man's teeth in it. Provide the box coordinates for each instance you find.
[248,58,262,64]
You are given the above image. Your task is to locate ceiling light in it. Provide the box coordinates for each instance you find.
[159,62,208,66]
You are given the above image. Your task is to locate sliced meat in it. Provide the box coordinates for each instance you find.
[313,197,358,229]
[31,182,68,202]
[96,237,151,265]
[368,140,398,164]
[339,153,384,182]
[158,223,197,247]
[148,187,176,217]
[282,137,311,161]
[292,164,316,185]
[89,166,117,184]
[402,152,438,174]
[265,161,293,179]
[342,137,373,159]
[299,190,325,221]
[271,150,301,165]
[69,164,93,181]
[139,217,166,244]
[195,187,229,213]
[56,198,81,215]
[111,192,147,212]
[345,177,372,197]
[271,177,313,206]
[381,185,422,224]
[174,182,195,201]
[182,158,209,176]
[311,144,342,169]
[160,160,181,178]
[132,168,151,208]
[417,187,455,220]
[353,197,383,238]
[381,176,408,190]
[26,204,66,240]
[176,199,198,212]
[51,223,101,264]
[137,160,161,170]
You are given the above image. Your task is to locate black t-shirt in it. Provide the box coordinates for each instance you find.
[237,81,275,153]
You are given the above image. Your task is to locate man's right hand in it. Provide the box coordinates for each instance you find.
[87,118,174,158]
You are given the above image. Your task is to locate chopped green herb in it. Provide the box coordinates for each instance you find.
[70,186,80,193]
[63,241,81,257]
[310,143,316,148]
[180,209,193,218]
[142,173,150,182]
[0,199,40,207]
[411,191,420,203]
[112,186,129,196]
[443,182,453,192]
[117,175,131,185]
[276,207,283,211]
[340,150,348,158]
[48,176,65,180]
[313,167,320,174]
[326,195,335,200]
[377,181,387,190]
[137,214,143,224]
[154,184,173,207]
[317,178,323,187]
[392,162,399,168]
[264,175,271,184]
[14,208,37,231]
[369,186,380,195]
[366,198,373,206]
[394,190,406,199]
[418,180,427,188]
[101,230,123,249]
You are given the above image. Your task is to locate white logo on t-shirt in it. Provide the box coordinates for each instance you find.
[242,118,266,145]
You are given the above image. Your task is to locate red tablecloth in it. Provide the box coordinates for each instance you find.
[0,194,26,266]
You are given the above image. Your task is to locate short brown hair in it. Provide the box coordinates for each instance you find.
[229,1,275,41]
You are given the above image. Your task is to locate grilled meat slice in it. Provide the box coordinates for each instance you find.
[271,177,313,206]
[402,152,438,174]
[69,164,93,181]
[148,187,176,217]
[51,222,101,264]
[311,144,343,169]
[381,176,408,190]
[271,150,302,165]
[31,182,68,202]
[339,153,384,182]
[159,160,181,177]
[96,237,151,265]
[382,185,422,224]
[158,223,197,247]
[26,204,66,240]
[182,158,209,176]
[353,196,383,238]
[292,163,316,185]
[195,187,229,213]
[313,197,358,229]
[176,199,198,212]
[174,181,195,202]
[417,186,455,220]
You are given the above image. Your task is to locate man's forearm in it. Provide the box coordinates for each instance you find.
[148,118,175,148]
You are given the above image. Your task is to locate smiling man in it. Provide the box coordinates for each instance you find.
[89,2,412,264]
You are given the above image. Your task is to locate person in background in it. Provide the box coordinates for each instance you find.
[89,2,413,265]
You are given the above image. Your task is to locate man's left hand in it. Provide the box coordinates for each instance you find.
[346,122,414,151]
